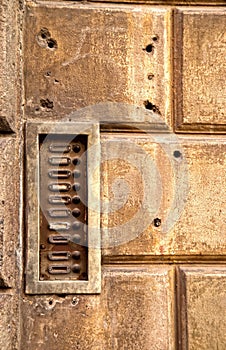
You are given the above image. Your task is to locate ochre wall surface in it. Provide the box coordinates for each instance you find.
[0,0,225,349]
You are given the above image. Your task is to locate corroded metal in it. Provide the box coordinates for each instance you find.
[40,134,88,281]
[25,123,101,294]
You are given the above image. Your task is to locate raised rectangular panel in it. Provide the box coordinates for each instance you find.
[174,8,226,133]
[24,4,172,129]
[101,134,226,257]
[21,266,175,350]
[25,122,101,294]
[178,267,226,350]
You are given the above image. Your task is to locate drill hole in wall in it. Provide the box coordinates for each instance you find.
[152,35,159,42]
[144,44,154,53]
[47,39,58,50]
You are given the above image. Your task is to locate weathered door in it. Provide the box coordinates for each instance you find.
[0,0,225,349]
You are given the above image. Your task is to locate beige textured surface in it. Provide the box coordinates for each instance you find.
[0,138,17,287]
[0,0,19,132]
[0,1,225,349]
[0,294,19,350]
[101,135,226,256]
[178,267,226,350]
[174,8,226,133]
[24,3,171,128]
[21,266,174,350]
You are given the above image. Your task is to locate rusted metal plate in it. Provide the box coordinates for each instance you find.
[174,8,226,133]
[101,134,226,257]
[177,267,226,349]
[39,134,88,281]
[26,122,101,294]
[21,266,175,350]
[24,3,172,129]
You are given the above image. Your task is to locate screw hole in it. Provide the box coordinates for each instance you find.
[152,35,159,42]
[49,299,53,305]
[38,28,50,41]
[144,44,154,53]
[147,73,154,80]
[153,218,161,227]
[47,39,57,50]
[174,150,182,158]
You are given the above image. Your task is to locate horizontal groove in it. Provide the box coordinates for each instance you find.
[33,1,226,7]
[103,255,226,265]
[34,0,225,7]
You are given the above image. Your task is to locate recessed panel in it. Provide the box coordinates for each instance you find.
[21,266,175,350]
[178,267,226,349]
[101,135,226,257]
[174,8,226,133]
[39,134,88,281]
[26,123,100,294]
[24,4,171,128]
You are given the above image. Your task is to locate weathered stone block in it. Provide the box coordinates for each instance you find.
[0,138,17,287]
[0,294,19,350]
[178,267,226,350]
[21,266,174,349]
[24,4,171,128]
[0,0,19,132]
[101,135,226,256]
[174,8,226,133]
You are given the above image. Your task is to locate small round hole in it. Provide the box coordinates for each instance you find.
[72,196,80,204]
[174,150,182,158]
[72,234,81,244]
[153,218,161,227]
[49,299,53,305]
[73,183,81,192]
[73,144,81,153]
[72,222,81,230]
[147,73,154,80]
[73,170,81,179]
[152,35,159,42]
[72,251,81,260]
[47,39,57,50]
[144,44,154,53]
[72,264,81,273]
[72,209,81,218]
[73,158,81,166]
